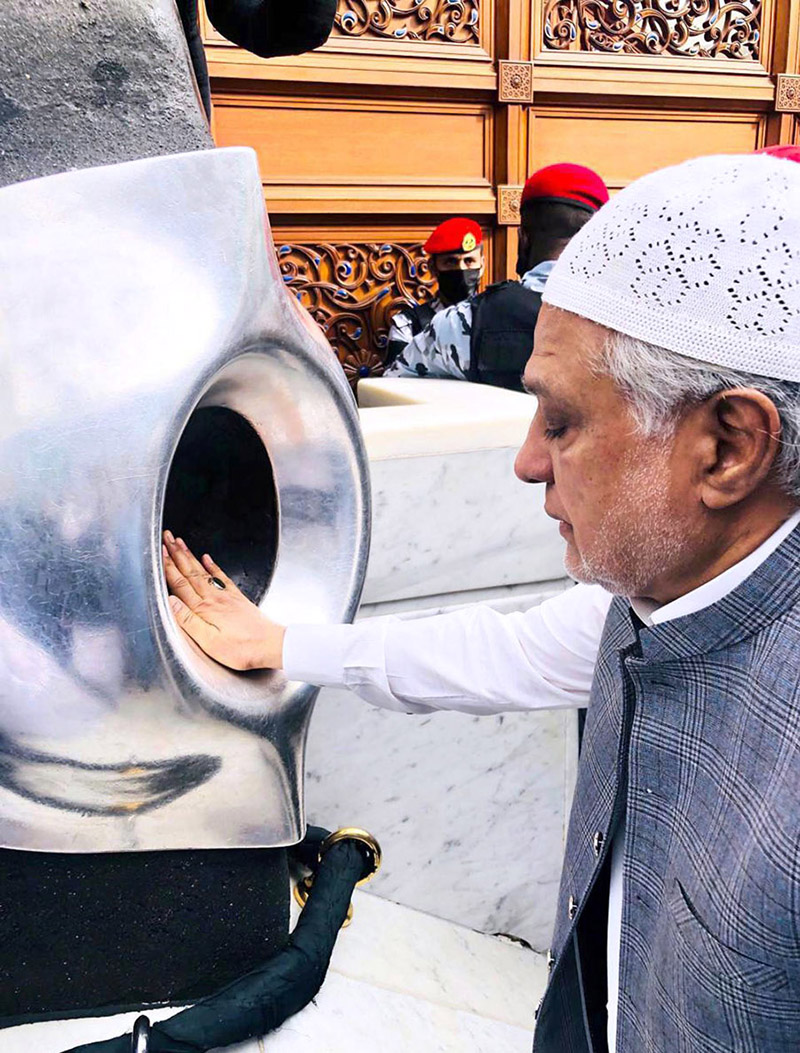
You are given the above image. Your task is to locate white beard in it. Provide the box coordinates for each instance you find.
[565,444,689,597]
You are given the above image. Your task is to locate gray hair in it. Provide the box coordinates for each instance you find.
[599,331,800,501]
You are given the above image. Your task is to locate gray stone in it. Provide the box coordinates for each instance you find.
[0,0,212,187]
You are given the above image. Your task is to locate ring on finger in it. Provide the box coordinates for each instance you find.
[209,576,226,591]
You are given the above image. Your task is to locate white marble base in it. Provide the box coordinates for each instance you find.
[1,892,545,1053]
[356,377,564,606]
[362,447,565,605]
[299,379,578,951]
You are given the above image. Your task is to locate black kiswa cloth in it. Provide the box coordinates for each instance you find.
[0,848,289,1024]
[61,840,366,1053]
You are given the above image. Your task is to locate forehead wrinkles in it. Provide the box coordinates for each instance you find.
[536,306,609,363]
[528,318,609,399]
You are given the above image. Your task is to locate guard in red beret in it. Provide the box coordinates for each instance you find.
[519,162,610,213]
[386,163,608,388]
[385,217,485,369]
[515,164,609,291]
[756,143,800,163]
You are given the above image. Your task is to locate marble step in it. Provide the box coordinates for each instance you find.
[0,889,544,1052]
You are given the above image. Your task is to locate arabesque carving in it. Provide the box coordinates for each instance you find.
[333,0,479,43]
[543,1,761,60]
[278,241,437,384]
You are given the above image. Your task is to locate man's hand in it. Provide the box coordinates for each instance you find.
[162,531,285,670]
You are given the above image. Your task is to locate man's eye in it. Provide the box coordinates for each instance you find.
[544,425,567,440]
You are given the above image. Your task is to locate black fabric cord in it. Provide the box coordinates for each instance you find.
[177,0,337,119]
[60,839,366,1053]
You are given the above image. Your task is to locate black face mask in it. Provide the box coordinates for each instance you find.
[437,268,481,305]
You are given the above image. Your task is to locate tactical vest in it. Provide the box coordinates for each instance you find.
[533,526,800,1052]
[468,280,542,390]
[406,300,436,335]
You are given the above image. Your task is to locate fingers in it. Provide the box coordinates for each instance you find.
[168,594,218,652]
[200,552,243,597]
[163,531,220,601]
[164,531,206,579]
[163,543,205,609]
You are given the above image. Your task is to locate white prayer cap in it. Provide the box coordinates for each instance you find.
[542,150,800,381]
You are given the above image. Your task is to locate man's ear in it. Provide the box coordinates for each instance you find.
[478,248,486,277]
[700,388,783,510]
[428,255,440,280]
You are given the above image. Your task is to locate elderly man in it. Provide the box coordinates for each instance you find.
[165,146,800,1052]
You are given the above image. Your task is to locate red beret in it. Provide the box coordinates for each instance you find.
[755,144,800,164]
[424,218,483,255]
[520,163,609,213]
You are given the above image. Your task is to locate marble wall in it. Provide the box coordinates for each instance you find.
[305,589,578,951]
[362,447,567,604]
[304,379,578,952]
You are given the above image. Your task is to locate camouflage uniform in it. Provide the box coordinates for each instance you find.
[385,297,442,366]
[384,261,554,379]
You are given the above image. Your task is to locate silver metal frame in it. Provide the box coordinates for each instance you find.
[0,148,371,852]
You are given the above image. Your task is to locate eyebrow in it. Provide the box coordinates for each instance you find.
[522,376,550,398]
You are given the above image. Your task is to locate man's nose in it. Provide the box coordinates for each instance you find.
[514,417,554,485]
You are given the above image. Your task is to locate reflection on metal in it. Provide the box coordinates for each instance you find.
[0,147,370,853]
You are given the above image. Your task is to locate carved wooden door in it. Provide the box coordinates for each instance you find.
[202,0,800,382]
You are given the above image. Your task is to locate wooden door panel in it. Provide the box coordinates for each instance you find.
[201,0,495,88]
[536,0,767,66]
[530,109,766,191]
[213,95,495,213]
[205,0,799,376]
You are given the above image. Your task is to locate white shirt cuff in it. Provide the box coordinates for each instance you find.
[283,623,354,688]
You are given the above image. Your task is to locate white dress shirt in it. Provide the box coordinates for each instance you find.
[283,509,800,1051]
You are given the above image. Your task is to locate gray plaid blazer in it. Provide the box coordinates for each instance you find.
[533,524,800,1052]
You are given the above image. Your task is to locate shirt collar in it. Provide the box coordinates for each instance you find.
[521,260,556,292]
[631,508,800,627]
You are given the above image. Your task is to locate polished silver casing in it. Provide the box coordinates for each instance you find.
[0,148,370,852]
